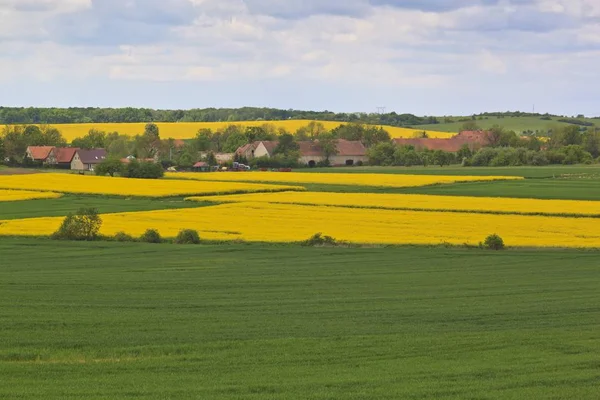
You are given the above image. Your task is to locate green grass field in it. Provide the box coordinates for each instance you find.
[313,165,600,178]
[417,116,597,133]
[1,239,599,399]
[401,178,600,201]
[0,195,207,220]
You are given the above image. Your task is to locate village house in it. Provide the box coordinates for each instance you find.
[298,139,368,167]
[25,146,54,163]
[393,130,491,152]
[46,147,79,169]
[71,149,107,171]
[236,141,278,159]
[235,139,367,167]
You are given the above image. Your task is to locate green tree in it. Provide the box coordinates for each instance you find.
[274,133,299,156]
[318,133,338,162]
[583,129,600,158]
[95,157,125,177]
[296,121,326,140]
[52,208,102,241]
[23,125,45,146]
[195,128,213,151]
[460,120,480,132]
[367,142,396,166]
[72,129,107,149]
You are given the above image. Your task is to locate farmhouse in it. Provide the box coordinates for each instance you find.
[236,141,278,159]
[71,149,107,171]
[393,130,491,152]
[25,146,54,163]
[46,147,79,168]
[298,139,368,167]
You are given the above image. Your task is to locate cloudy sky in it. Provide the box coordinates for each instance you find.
[0,0,598,115]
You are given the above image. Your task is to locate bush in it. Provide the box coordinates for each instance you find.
[140,229,162,243]
[301,233,338,247]
[52,208,102,241]
[114,231,135,242]
[356,160,364,166]
[483,234,505,250]
[175,229,201,244]
[122,160,164,179]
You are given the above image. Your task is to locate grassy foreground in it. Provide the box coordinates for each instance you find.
[1,239,599,399]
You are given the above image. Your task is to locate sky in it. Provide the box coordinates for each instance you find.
[0,0,598,116]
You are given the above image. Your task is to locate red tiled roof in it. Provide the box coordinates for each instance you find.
[236,143,254,156]
[258,141,278,155]
[52,147,79,163]
[335,139,367,156]
[298,141,323,157]
[173,139,186,148]
[298,140,366,157]
[193,162,208,168]
[27,146,54,161]
[393,131,491,152]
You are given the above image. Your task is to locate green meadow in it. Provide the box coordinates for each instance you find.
[1,239,599,399]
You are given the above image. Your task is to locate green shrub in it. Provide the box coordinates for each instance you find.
[483,234,505,250]
[140,229,162,243]
[52,208,102,241]
[175,229,201,244]
[301,233,337,247]
[114,231,135,242]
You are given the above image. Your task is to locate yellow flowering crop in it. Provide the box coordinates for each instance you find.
[0,173,303,198]
[0,189,62,202]
[170,172,523,188]
[26,121,453,141]
[1,202,599,248]
[190,191,600,217]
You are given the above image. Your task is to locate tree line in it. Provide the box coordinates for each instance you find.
[368,124,600,167]
[0,107,438,127]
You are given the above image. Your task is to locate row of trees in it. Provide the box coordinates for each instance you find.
[368,124,600,168]
[0,107,439,127]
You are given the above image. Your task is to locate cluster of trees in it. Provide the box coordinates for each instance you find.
[0,125,67,164]
[96,158,164,179]
[368,124,600,168]
[0,107,438,128]
[368,142,469,167]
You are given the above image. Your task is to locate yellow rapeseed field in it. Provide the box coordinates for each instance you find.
[1,202,599,247]
[170,172,523,188]
[0,189,62,202]
[29,121,453,141]
[189,191,600,217]
[0,173,303,198]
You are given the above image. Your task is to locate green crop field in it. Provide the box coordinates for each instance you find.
[402,177,600,201]
[1,239,599,399]
[0,195,207,220]
[313,165,600,178]
[417,116,597,133]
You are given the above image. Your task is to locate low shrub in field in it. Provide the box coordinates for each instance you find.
[175,229,201,244]
[114,231,136,242]
[140,229,162,244]
[301,233,338,247]
[52,208,102,241]
[483,234,505,250]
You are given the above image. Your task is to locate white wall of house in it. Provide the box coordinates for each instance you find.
[299,155,367,166]
[254,143,272,158]
[329,155,368,166]
[71,153,85,170]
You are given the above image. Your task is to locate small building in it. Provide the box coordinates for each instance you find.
[71,149,107,171]
[193,161,210,172]
[299,139,368,167]
[47,147,79,169]
[25,146,54,163]
[236,141,278,159]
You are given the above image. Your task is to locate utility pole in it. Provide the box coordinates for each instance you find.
[376,106,386,115]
